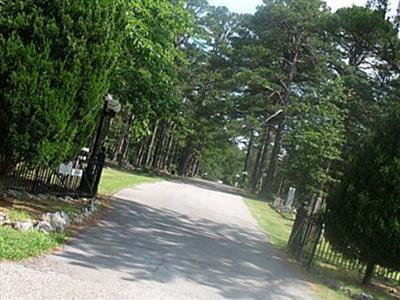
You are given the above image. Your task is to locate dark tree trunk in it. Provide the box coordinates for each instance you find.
[257,127,272,189]
[0,158,13,198]
[192,159,200,177]
[119,114,135,165]
[112,131,125,162]
[167,141,178,172]
[136,138,148,167]
[259,122,284,198]
[277,153,291,197]
[251,142,264,193]
[251,127,271,193]
[152,121,168,170]
[145,122,158,167]
[162,133,175,170]
[363,262,375,285]
[241,132,254,188]
[178,137,193,176]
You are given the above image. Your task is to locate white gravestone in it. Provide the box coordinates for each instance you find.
[273,197,284,209]
[284,187,296,209]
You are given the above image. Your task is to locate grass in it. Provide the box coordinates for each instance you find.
[244,197,398,300]
[0,197,79,262]
[7,208,33,222]
[0,227,66,261]
[244,197,293,250]
[98,167,161,196]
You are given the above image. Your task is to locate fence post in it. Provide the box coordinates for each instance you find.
[306,214,324,270]
[288,201,308,256]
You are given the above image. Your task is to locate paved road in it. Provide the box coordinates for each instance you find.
[0,180,315,299]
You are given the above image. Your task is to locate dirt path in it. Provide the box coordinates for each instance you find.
[0,180,315,299]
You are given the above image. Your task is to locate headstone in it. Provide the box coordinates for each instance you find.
[284,187,296,209]
[273,197,284,209]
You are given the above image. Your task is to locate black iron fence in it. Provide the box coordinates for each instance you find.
[1,150,105,198]
[4,163,84,196]
[288,205,400,285]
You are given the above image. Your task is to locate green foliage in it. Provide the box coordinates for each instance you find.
[284,79,346,201]
[0,0,126,169]
[325,108,400,272]
[200,139,244,185]
[111,0,192,131]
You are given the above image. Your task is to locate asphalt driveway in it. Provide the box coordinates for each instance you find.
[0,180,315,299]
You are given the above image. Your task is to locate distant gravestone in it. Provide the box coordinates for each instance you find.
[284,187,296,209]
[273,197,284,209]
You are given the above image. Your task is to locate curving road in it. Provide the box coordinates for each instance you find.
[0,180,315,299]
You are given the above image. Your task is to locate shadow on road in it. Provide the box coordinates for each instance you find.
[52,191,311,299]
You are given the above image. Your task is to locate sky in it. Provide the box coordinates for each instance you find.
[208,0,398,14]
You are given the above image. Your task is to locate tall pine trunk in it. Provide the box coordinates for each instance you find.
[250,142,264,193]
[162,133,175,170]
[251,127,271,193]
[145,121,158,167]
[259,122,283,198]
[241,132,254,188]
[152,121,168,170]
[178,137,193,176]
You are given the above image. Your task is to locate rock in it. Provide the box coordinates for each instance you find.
[63,196,75,203]
[49,195,60,202]
[323,279,344,291]
[7,189,24,200]
[71,214,84,224]
[353,292,374,300]
[339,287,353,296]
[0,212,8,225]
[89,200,97,212]
[13,221,33,231]
[82,207,92,218]
[34,221,53,234]
[38,193,50,201]
[41,211,70,232]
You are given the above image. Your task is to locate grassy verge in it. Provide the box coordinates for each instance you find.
[0,196,82,261]
[98,167,161,196]
[0,227,67,261]
[244,197,397,300]
[244,197,293,250]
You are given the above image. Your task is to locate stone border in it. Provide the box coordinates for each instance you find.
[0,191,102,234]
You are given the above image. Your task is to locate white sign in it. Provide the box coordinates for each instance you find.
[71,169,83,178]
[58,162,73,175]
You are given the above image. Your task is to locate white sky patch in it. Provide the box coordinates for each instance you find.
[208,0,399,14]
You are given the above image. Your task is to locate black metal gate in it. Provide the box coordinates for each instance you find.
[288,203,324,269]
